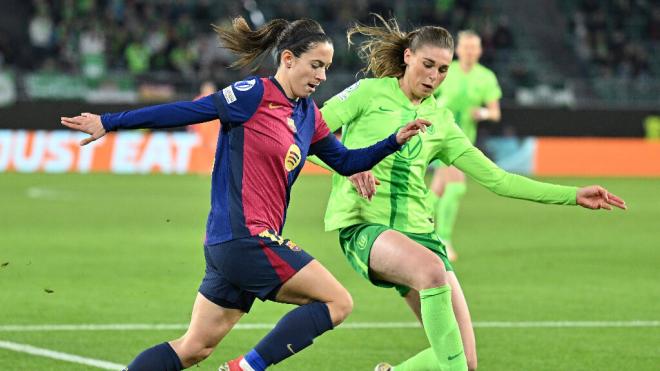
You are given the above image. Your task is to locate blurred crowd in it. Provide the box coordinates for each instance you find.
[569,0,659,79]
[10,0,514,86]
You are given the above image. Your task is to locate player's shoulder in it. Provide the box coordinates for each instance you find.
[475,64,497,79]
[219,76,264,105]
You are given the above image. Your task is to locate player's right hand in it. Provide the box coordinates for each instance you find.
[61,113,107,146]
[348,170,380,201]
[576,185,627,210]
[396,119,432,145]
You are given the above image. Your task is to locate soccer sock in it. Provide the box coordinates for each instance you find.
[392,348,439,371]
[419,285,467,371]
[245,301,333,369]
[434,182,467,244]
[125,342,183,371]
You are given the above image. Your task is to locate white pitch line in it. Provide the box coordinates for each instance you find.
[0,340,125,370]
[0,321,658,332]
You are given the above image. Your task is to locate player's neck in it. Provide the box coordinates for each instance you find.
[398,77,423,105]
[459,60,476,73]
[273,72,296,100]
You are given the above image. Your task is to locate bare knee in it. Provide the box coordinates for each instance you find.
[412,259,447,290]
[326,289,353,326]
[171,338,216,367]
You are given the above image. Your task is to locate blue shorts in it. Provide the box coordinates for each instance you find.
[198,230,314,312]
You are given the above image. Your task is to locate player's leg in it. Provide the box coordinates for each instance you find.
[169,293,245,367]
[369,230,466,370]
[396,272,477,370]
[431,165,466,261]
[125,242,248,371]
[220,232,350,370]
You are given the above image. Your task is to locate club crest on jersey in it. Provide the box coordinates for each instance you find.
[233,79,256,91]
[284,144,302,172]
[286,117,297,133]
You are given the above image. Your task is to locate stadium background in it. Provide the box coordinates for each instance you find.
[0,0,659,370]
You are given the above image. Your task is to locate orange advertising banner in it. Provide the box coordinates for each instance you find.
[0,129,330,175]
[535,137,660,177]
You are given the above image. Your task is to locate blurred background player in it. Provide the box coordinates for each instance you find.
[61,16,428,371]
[313,15,627,371]
[430,30,502,261]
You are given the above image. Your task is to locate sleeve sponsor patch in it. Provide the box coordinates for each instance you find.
[222,86,236,104]
[233,79,256,91]
[335,80,360,101]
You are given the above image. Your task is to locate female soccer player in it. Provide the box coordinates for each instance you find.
[313,16,626,371]
[430,30,503,261]
[61,17,428,371]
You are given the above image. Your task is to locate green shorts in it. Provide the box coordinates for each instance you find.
[338,223,453,297]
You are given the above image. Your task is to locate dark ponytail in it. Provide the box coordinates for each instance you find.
[213,17,332,71]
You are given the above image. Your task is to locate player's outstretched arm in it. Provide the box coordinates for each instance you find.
[61,113,106,146]
[576,185,627,210]
[62,97,220,146]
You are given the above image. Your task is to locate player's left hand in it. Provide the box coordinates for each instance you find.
[396,119,432,145]
[348,170,381,201]
[576,185,627,210]
[61,113,106,146]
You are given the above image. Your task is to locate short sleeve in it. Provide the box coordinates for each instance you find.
[211,77,264,126]
[483,70,502,103]
[320,79,368,132]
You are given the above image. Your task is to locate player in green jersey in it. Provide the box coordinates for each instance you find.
[310,16,626,371]
[430,30,502,261]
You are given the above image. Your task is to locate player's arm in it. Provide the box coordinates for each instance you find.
[450,146,625,210]
[471,71,502,122]
[62,78,263,146]
[309,119,430,176]
[60,97,219,145]
[471,99,501,122]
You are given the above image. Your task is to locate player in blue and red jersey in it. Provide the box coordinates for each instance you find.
[61,17,429,371]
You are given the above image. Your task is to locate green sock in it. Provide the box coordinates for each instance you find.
[392,348,439,371]
[397,285,466,371]
[434,182,467,244]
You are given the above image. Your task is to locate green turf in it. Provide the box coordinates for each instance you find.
[1,173,659,370]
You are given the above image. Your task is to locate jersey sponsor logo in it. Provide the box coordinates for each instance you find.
[335,81,360,101]
[396,135,423,161]
[286,117,297,133]
[269,102,283,109]
[233,79,256,91]
[284,144,301,171]
[222,86,236,104]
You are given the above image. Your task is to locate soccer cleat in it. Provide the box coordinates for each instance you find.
[374,362,392,371]
[218,356,256,371]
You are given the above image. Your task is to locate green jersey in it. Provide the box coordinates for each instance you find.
[434,61,502,143]
[318,77,576,234]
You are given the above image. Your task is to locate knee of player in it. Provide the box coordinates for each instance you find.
[176,341,216,366]
[414,259,448,290]
[327,290,353,326]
